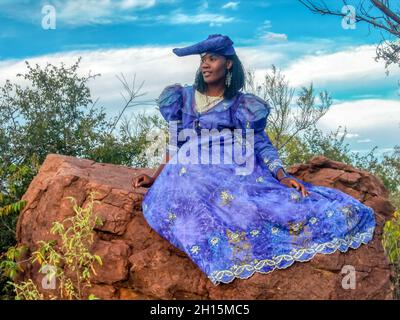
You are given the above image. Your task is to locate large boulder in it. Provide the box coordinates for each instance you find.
[16,154,395,299]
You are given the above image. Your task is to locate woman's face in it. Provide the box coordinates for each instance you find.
[200,52,233,85]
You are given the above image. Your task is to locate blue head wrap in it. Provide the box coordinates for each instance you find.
[172,34,236,57]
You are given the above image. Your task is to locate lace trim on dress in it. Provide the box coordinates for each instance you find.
[209,225,375,285]
[194,89,224,113]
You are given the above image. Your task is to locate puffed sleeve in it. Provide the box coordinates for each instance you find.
[235,93,288,180]
[157,83,185,153]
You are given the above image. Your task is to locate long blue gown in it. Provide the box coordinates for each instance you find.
[142,83,376,285]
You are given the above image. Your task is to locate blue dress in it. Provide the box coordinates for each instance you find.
[142,83,376,285]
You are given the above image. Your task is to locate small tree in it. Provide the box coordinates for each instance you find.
[245,65,332,151]
[0,191,103,300]
[0,59,158,299]
[383,209,400,299]
[299,0,400,75]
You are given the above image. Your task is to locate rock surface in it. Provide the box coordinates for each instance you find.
[16,154,395,299]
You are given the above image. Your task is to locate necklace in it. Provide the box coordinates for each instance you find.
[195,89,224,113]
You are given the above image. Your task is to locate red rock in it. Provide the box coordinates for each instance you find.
[16,154,395,299]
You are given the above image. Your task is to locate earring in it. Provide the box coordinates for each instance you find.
[225,70,232,87]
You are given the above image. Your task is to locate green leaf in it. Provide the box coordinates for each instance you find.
[88,294,100,300]
[93,255,103,266]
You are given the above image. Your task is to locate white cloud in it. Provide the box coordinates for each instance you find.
[1,0,234,27]
[119,0,156,9]
[0,41,399,153]
[337,132,359,138]
[168,12,235,25]
[54,0,155,26]
[282,44,400,88]
[357,139,372,143]
[316,99,400,153]
[261,32,288,42]
[222,2,239,10]
[0,0,162,27]
[0,0,234,27]
[260,20,272,29]
[0,46,202,116]
[318,99,400,131]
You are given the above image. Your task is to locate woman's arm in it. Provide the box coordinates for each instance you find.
[276,168,288,181]
[151,152,171,180]
[254,130,287,180]
[132,151,171,188]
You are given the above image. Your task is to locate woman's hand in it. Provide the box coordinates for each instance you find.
[132,174,155,188]
[279,177,309,197]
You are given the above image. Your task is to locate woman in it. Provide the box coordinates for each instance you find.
[132,34,375,285]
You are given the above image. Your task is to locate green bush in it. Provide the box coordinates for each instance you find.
[0,191,103,300]
[383,210,400,299]
[0,59,156,299]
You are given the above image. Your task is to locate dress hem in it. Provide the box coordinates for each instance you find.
[208,227,375,286]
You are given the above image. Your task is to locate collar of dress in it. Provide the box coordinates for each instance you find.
[194,89,224,113]
[185,85,242,116]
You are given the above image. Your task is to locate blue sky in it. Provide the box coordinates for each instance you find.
[0,0,385,58]
[0,0,399,158]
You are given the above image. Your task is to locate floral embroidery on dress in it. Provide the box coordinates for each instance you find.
[250,229,260,237]
[209,237,220,246]
[226,229,244,243]
[288,221,305,236]
[291,224,313,248]
[163,210,177,228]
[190,245,200,254]
[290,191,301,202]
[326,209,335,218]
[341,204,359,228]
[309,217,318,225]
[167,212,177,222]
[268,159,283,172]
[179,166,187,176]
[210,227,374,284]
[256,176,264,183]
[226,229,253,266]
[234,134,244,146]
[220,190,234,206]
[263,157,283,172]
[341,205,352,215]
